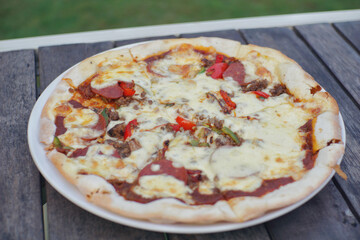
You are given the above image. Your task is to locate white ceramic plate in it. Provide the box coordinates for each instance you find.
[28,44,346,234]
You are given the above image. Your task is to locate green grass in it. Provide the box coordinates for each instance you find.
[1,0,359,40]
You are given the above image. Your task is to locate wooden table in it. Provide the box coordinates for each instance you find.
[1,17,360,240]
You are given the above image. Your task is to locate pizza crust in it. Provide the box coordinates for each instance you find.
[75,174,238,224]
[130,37,242,61]
[39,37,345,224]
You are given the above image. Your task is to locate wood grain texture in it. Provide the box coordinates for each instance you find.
[0,50,44,240]
[38,41,114,94]
[180,29,245,43]
[266,182,360,240]
[334,21,360,52]
[295,23,360,106]
[115,35,177,47]
[38,42,164,239]
[46,185,162,240]
[169,225,270,240]
[241,26,360,239]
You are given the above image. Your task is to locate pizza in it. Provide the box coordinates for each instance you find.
[39,37,344,223]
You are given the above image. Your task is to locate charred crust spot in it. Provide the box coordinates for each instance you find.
[78,170,88,175]
[310,85,322,95]
[327,139,342,146]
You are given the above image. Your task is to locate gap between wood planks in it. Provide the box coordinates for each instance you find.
[291,27,360,224]
[332,23,360,55]
[33,31,358,238]
[292,27,360,111]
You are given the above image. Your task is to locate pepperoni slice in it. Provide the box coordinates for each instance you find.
[91,113,107,131]
[69,146,89,158]
[91,84,123,99]
[138,159,187,183]
[223,61,246,85]
[68,100,85,109]
[55,116,67,136]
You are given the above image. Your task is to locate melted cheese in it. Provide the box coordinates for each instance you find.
[134,175,191,199]
[55,44,320,199]
[91,61,150,90]
[166,133,216,180]
[64,108,99,128]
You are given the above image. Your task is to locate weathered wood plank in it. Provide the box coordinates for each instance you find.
[295,23,360,106]
[46,185,162,240]
[266,181,359,240]
[115,35,177,47]
[38,41,114,94]
[334,21,360,52]
[241,26,360,239]
[169,29,270,240]
[0,50,44,240]
[169,225,270,240]
[180,29,244,43]
[38,42,163,239]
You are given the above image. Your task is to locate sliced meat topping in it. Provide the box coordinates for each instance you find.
[69,146,89,158]
[68,100,85,109]
[223,61,246,85]
[138,159,187,183]
[55,116,67,136]
[242,79,268,92]
[91,84,124,99]
[92,113,107,131]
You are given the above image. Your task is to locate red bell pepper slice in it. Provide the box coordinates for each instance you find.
[215,54,224,63]
[122,88,136,97]
[175,116,196,131]
[124,119,138,140]
[170,124,181,132]
[119,81,136,97]
[206,62,228,79]
[220,90,236,110]
[252,91,270,99]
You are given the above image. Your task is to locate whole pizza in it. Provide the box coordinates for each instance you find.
[39,37,344,223]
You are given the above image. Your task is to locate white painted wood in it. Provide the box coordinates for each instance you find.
[1,9,360,51]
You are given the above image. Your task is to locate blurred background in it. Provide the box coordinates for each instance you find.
[1,0,359,40]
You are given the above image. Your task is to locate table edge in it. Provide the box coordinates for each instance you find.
[1,9,360,52]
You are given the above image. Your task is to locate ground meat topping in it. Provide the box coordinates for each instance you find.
[128,138,142,152]
[78,82,95,99]
[112,142,131,158]
[106,109,120,121]
[242,79,268,92]
[115,97,133,107]
[215,135,232,147]
[108,123,126,139]
[270,84,287,97]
